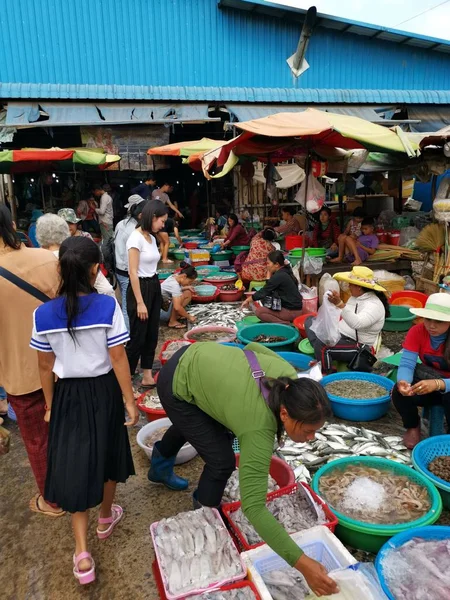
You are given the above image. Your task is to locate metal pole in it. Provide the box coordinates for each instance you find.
[5,175,16,222]
[300,153,311,282]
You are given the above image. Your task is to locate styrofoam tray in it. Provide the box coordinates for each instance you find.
[150,508,246,600]
[241,526,356,600]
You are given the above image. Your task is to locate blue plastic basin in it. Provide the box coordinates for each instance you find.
[276,351,313,371]
[320,372,394,421]
[237,324,299,351]
[412,435,450,509]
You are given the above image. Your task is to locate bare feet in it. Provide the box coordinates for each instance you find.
[351,259,362,266]
[329,257,343,263]
[403,426,421,449]
[29,493,66,517]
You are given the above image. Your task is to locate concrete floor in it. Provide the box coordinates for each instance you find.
[1,324,449,599]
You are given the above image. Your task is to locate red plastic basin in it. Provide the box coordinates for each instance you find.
[293,312,317,339]
[390,290,428,307]
[219,289,244,302]
[235,453,295,488]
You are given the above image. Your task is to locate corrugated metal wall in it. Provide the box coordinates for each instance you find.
[1,0,449,99]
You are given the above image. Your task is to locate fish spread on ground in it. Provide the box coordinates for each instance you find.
[230,487,327,546]
[278,422,412,484]
[381,537,450,599]
[188,331,236,342]
[205,275,237,281]
[144,426,169,449]
[189,587,256,599]
[261,568,310,600]
[319,465,430,524]
[187,303,245,329]
[324,380,387,399]
[428,455,450,483]
[153,507,243,597]
[252,335,287,344]
[222,469,278,503]
[161,340,192,362]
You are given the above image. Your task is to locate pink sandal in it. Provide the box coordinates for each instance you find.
[96,504,123,540]
[73,552,95,585]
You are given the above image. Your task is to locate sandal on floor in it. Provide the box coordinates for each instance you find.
[97,504,123,540]
[73,552,96,585]
[29,493,66,518]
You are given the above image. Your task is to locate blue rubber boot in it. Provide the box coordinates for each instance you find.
[148,441,189,491]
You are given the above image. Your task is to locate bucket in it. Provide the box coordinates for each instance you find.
[376,230,388,243]
[388,230,401,246]
[302,296,318,313]
[285,235,304,251]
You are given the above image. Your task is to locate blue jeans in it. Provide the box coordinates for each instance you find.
[116,273,130,331]
[160,303,173,323]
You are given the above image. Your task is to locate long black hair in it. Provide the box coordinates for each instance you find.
[128,200,147,224]
[228,213,239,227]
[374,290,391,318]
[59,237,101,340]
[268,249,298,284]
[140,200,169,233]
[0,205,20,249]
[262,228,277,242]
[264,378,331,443]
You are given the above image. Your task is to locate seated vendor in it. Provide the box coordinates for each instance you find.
[274,207,301,237]
[311,207,340,257]
[221,213,249,249]
[330,217,378,266]
[393,293,450,449]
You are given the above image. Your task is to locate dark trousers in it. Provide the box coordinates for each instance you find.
[305,316,364,373]
[126,275,161,374]
[392,369,450,429]
[157,347,236,507]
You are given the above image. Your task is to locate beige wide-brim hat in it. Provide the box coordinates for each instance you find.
[410,293,450,322]
[333,266,387,293]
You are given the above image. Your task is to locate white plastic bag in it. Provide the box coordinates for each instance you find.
[309,291,341,346]
[295,173,325,214]
[296,363,323,382]
[320,563,388,600]
[304,254,323,275]
[319,273,340,305]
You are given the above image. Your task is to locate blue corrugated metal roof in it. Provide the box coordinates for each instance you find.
[0,0,449,102]
[221,0,450,52]
[1,83,449,104]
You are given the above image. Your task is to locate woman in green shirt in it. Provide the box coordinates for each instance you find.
[148,342,337,597]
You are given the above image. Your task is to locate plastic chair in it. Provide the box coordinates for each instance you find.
[422,405,446,437]
[249,280,265,292]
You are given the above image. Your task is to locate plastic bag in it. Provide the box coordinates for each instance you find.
[399,226,419,246]
[304,254,323,275]
[320,563,388,600]
[319,273,340,305]
[309,292,341,346]
[296,363,323,382]
[295,173,325,214]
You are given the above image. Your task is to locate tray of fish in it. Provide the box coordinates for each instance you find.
[278,422,412,484]
[151,507,246,599]
[318,464,431,525]
[324,380,387,400]
[222,469,279,503]
[222,483,336,550]
[139,392,163,410]
[187,303,246,329]
[378,533,450,599]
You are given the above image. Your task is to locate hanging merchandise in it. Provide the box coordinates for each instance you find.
[295,173,325,213]
[433,175,450,222]
[311,160,328,177]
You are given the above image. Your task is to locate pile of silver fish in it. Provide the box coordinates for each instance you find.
[153,508,243,597]
[222,469,279,503]
[190,588,256,599]
[261,568,310,600]
[278,422,411,484]
[382,537,450,599]
[230,488,326,546]
[188,331,236,342]
[161,340,192,362]
[187,303,244,329]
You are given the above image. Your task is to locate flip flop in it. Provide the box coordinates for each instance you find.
[168,323,186,329]
[97,504,124,540]
[139,382,157,389]
[29,493,66,518]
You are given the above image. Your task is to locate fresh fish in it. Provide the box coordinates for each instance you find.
[222,469,279,503]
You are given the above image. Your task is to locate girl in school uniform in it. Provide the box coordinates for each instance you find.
[30,236,137,585]
[126,200,169,387]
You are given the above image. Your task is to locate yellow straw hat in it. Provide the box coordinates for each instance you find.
[409,293,450,322]
[333,266,387,293]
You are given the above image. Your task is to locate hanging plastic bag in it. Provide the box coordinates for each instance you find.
[295,173,325,214]
[309,291,341,346]
[319,563,388,600]
[304,254,323,275]
[319,273,340,305]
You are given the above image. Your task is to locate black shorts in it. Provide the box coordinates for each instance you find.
[163,217,175,235]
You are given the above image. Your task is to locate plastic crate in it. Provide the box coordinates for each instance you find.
[150,509,246,600]
[242,526,356,600]
[152,561,261,600]
[222,483,337,551]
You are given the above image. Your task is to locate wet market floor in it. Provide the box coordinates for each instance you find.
[1,325,448,599]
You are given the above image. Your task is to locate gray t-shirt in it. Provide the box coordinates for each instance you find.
[152,189,170,205]
[161,275,183,302]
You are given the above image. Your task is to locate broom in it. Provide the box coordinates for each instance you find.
[415,224,445,282]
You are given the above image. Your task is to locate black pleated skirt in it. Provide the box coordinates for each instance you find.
[45,370,135,513]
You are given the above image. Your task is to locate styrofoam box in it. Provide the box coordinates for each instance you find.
[241,526,357,600]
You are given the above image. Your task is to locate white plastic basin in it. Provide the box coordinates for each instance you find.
[136,417,198,465]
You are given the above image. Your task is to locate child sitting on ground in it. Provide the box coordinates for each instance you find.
[340,217,379,266]
[330,207,365,263]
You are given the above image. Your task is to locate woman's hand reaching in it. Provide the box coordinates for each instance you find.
[295,555,338,597]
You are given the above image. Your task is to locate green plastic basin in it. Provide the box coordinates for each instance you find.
[298,338,314,355]
[312,456,443,553]
[383,305,416,332]
[231,245,250,254]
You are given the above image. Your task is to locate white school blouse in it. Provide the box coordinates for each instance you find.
[30,294,129,379]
